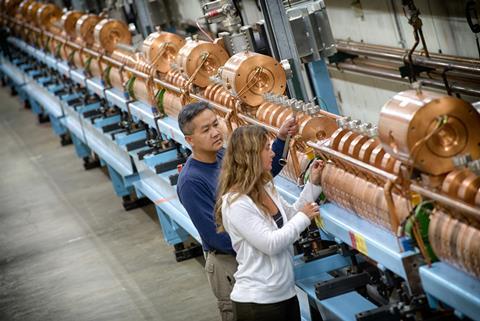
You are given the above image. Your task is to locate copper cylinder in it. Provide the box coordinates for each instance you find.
[442,169,472,198]
[163,91,183,118]
[165,70,187,88]
[88,57,104,78]
[255,103,337,143]
[176,39,229,88]
[429,209,480,278]
[26,1,41,25]
[219,51,286,107]
[3,0,21,15]
[443,169,480,205]
[75,14,101,46]
[132,79,154,105]
[142,31,185,74]
[17,0,33,19]
[72,50,84,69]
[36,3,61,30]
[457,173,480,204]
[321,163,410,232]
[60,10,83,40]
[93,18,132,54]
[378,90,480,175]
[108,67,125,91]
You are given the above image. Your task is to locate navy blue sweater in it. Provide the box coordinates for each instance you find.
[177,139,286,254]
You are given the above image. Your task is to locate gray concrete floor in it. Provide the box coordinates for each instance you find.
[0,86,219,321]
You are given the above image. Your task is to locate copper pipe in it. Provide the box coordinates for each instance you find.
[336,41,480,74]
[334,62,480,97]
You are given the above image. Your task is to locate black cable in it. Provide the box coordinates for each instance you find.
[466,0,480,58]
[232,0,246,26]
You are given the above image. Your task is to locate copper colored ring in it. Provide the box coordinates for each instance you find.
[338,131,359,155]
[369,145,386,168]
[267,105,284,126]
[347,135,369,159]
[330,128,350,150]
[442,169,471,197]
[457,174,480,204]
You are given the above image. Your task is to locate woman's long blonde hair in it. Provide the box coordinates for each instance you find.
[215,125,273,232]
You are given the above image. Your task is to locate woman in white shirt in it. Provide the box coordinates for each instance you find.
[215,125,323,321]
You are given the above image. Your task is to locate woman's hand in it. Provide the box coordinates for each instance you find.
[310,160,325,185]
[301,202,320,220]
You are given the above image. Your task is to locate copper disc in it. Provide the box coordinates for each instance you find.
[267,105,284,126]
[338,131,359,155]
[220,51,286,107]
[36,3,61,29]
[330,128,350,150]
[380,153,397,173]
[93,18,132,54]
[61,10,83,39]
[457,173,480,204]
[17,0,33,18]
[358,138,379,163]
[26,2,41,25]
[76,14,101,46]
[441,169,471,197]
[379,90,480,175]
[475,189,480,207]
[176,39,229,88]
[276,109,293,128]
[369,145,386,168]
[142,31,185,74]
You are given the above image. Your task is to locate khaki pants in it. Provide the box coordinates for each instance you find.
[205,252,238,321]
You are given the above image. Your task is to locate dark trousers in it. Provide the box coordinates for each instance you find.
[233,296,301,321]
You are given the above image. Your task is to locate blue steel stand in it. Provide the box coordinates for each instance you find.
[308,59,340,115]
[155,206,189,246]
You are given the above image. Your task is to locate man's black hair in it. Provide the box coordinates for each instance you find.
[178,102,212,135]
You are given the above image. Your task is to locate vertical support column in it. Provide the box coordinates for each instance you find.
[155,206,189,246]
[106,164,131,197]
[71,133,91,159]
[307,60,340,115]
[259,0,309,100]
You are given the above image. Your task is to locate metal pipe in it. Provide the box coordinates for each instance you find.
[410,185,480,222]
[334,62,480,97]
[307,141,399,182]
[336,41,480,74]
[337,40,480,65]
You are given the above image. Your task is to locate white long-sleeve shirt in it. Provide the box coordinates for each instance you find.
[221,181,322,304]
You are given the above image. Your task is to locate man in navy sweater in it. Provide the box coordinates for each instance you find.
[177,102,297,321]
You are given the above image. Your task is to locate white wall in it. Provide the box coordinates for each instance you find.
[175,0,204,22]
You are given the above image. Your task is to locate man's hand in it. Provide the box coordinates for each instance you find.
[277,117,299,141]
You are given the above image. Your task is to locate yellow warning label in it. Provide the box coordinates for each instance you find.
[355,233,368,255]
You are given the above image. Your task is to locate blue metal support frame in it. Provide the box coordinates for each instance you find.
[70,133,91,159]
[295,255,376,321]
[106,164,132,197]
[420,262,480,320]
[155,206,189,245]
[307,59,340,115]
